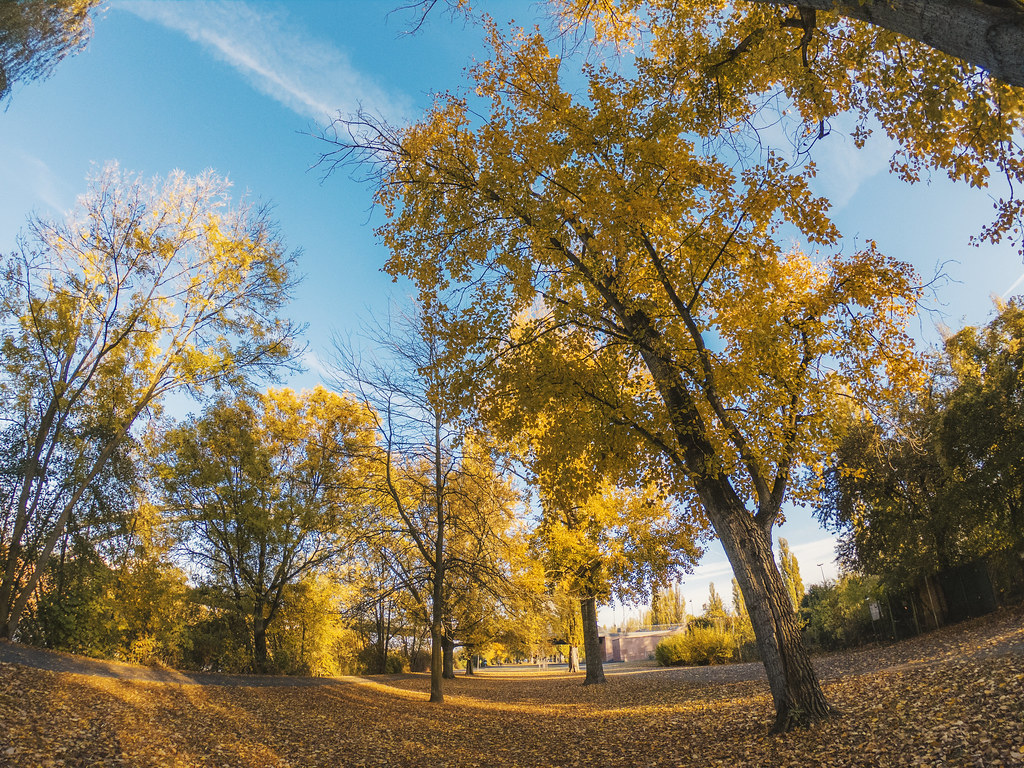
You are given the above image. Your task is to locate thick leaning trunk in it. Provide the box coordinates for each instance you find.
[749,0,1024,88]
[700,481,835,731]
[629,319,833,729]
[580,595,605,685]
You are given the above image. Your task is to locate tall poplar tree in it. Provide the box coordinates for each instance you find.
[777,538,805,611]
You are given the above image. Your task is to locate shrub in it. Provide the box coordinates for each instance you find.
[800,574,881,650]
[655,627,735,666]
[654,633,689,666]
[686,626,734,665]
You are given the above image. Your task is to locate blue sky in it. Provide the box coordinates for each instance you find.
[1,0,1021,620]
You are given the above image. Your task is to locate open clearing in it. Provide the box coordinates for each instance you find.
[2,608,1023,768]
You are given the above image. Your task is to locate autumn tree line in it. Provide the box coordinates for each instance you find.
[6,0,1024,731]
[0,166,699,706]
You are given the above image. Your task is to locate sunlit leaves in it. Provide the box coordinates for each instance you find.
[156,387,369,671]
[0,165,300,637]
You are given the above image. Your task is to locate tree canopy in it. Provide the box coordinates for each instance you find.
[0,165,301,639]
[0,0,101,104]
[156,387,368,672]
[322,15,924,727]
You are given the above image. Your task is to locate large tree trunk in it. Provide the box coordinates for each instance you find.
[442,635,456,679]
[568,645,580,674]
[700,480,836,731]
[628,317,834,730]
[253,612,268,673]
[748,0,1024,88]
[429,622,444,702]
[580,596,605,685]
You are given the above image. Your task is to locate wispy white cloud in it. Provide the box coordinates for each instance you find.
[0,151,76,242]
[755,113,895,213]
[1002,270,1024,299]
[116,1,410,125]
[302,349,334,382]
[806,120,896,212]
[788,536,841,584]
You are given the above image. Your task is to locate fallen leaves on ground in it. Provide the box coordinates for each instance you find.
[1,608,1023,767]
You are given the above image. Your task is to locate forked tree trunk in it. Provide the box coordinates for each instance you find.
[442,635,456,679]
[568,645,580,674]
[633,323,835,730]
[580,595,605,685]
[700,480,836,731]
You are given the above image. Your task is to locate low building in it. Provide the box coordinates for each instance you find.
[599,625,686,662]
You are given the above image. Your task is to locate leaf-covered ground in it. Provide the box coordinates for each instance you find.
[2,608,1023,767]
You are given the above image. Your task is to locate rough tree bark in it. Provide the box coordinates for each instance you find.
[442,635,456,679]
[253,612,269,674]
[700,479,834,731]
[580,596,606,685]
[633,331,836,731]
[749,0,1024,87]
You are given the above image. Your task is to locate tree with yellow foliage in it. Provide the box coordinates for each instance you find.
[331,308,521,702]
[482,325,702,684]
[156,387,368,672]
[0,0,101,104]
[404,0,1024,254]
[322,24,921,727]
[0,166,300,640]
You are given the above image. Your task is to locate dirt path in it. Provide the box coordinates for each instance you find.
[2,603,1021,688]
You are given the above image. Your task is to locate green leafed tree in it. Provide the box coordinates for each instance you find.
[703,583,727,623]
[157,387,368,672]
[818,298,1024,587]
[0,166,300,640]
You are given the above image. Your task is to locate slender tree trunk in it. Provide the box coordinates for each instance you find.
[701,481,836,731]
[568,645,580,674]
[580,596,605,685]
[442,635,456,679]
[429,414,446,703]
[465,656,474,675]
